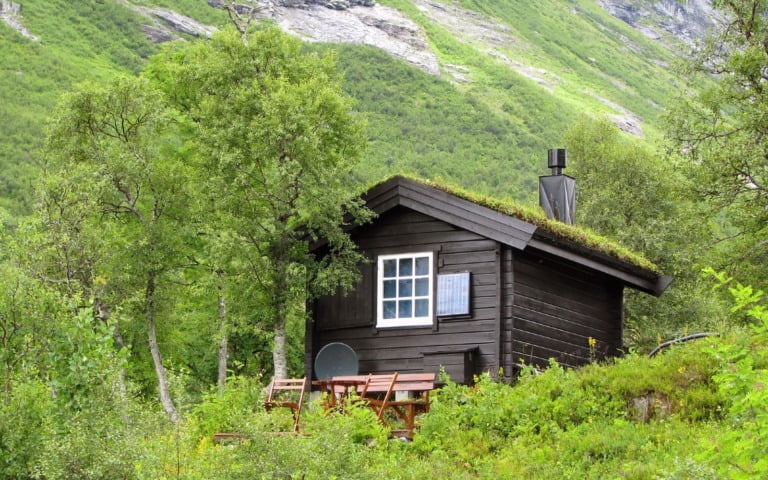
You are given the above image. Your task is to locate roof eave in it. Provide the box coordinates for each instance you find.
[364,176,537,250]
[526,236,673,296]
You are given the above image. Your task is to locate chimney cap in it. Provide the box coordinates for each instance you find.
[548,148,567,171]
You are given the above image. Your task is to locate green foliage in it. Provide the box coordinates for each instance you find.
[0,0,159,215]
[666,0,768,285]
[699,270,768,478]
[187,376,265,438]
[146,26,372,377]
[565,117,727,350]
[34,403,162,480]
[1,0,698,220]
[0,379,53,480]
[329,43,561,200]
[4,277,768,479]
[410,345,725,478]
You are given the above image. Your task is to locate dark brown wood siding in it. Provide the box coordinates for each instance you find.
[507,248,623,369]
[500,245,516,381]
[311,207,500,381]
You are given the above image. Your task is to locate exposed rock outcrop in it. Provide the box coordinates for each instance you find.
[208,0,375,9]
[228,1,440,75]
[599,0,717,45]
[587,92,644,137]
[123,2,219,43]
[1,1,38,41]
[413,0,561,88]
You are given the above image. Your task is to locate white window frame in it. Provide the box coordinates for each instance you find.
[376,252,433,328]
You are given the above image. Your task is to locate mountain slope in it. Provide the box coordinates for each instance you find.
[1,0,710,215]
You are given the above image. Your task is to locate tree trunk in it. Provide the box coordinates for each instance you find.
[95,295,128,402]
[272,315,288,379]
[145,272,179,423]
[217,280,228,392]
[272,268,289,380]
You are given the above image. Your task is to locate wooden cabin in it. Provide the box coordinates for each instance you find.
[306,176,671,383]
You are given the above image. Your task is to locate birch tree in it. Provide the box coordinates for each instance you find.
[667,0,768,282]
[147,27,371,379]
[43,77,195,422]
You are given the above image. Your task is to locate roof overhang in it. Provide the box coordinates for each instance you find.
[321,176,673,297]
[365,176,537,250]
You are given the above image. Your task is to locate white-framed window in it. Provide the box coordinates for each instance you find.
[376,252,433,328]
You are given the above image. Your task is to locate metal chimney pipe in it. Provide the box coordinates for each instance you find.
[539,149,576,225]
[547,148,567,175]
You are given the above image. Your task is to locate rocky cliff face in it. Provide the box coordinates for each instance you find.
[212,0,440,75]
[599,0,717,45]
[1,1,38,41]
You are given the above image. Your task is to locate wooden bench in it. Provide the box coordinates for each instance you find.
[332,372,436,438]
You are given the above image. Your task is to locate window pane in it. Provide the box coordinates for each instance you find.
[415,256,430,275]
[415,277,429,296]
[383,259,397,278]
[415,299,429,317]
[383,280,396,299]
[399,258,413,276]
[398,279,413,297]
[398,300,412,318]
[383,301,396,319]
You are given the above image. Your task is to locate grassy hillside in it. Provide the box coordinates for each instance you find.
[1,1,151,212]
[1,0,692,215]
[358,0,687,199]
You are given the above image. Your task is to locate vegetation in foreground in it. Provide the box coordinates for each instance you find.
[0,273,765,479]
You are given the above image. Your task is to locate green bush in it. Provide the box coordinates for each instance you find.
[0,379,53,480]
[34,403,163,480]
[187,375,266,439]
[700,274,768,478]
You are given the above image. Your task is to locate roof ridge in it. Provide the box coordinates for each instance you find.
[366,174,658,273]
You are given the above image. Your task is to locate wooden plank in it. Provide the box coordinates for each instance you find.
[516,249,607,284]
[357,230,483,250]
[512,310,618,346]
[472,273,496,286]
[501,246,516,378]
[510,341,585,367]
[512,330,591,362]
[358,358,426,373]
[371,219,459,237]
[315,318,497,341]
[318,338,494,360]
[440,250,497,265]
[396,179,536,248]
[526,239,665,296]
[472,284,497,297]
[513,283,618,322]
[514,259,616,303]
[349,331,496,353]
[512,299,617,335]
[441,239,499,254]
[373,209,436,225]
[513,280,615,315]
[513,317,614,349]
[494,243,503,377]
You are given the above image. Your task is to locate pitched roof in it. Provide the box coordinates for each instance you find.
[364,176,672,297]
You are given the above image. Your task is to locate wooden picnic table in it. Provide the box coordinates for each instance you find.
[328,373,437,438]
[311,377,367,410]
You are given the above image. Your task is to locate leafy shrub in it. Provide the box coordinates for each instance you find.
[34,403,163,480]
[700,273,768,478]
[186,375,265,439]
[0,379,53,480]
